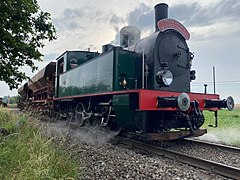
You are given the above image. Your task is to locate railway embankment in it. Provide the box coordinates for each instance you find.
[0,108,78,179]
[1,108,239,179]
[36,114,238,179]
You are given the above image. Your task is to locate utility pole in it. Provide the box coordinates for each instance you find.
[213,66,216,94]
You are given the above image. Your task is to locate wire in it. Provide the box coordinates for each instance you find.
[191,80,240,86]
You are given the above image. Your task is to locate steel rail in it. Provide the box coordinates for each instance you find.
[184,139,240,155]
[116,137,240,179]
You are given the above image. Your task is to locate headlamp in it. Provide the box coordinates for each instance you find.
[156,70,173,86]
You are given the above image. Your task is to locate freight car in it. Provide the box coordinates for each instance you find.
[18,3,234,140]
[18,62,56,112]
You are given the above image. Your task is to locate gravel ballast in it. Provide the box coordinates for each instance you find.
[37,119,229,179]
[161,140,240,169]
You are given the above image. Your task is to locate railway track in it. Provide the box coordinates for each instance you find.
[184,138,240,155]
[116,136,240,179]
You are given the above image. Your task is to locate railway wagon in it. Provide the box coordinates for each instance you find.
[18,62,56,112]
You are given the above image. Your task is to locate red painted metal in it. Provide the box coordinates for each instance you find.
[138,89,219,111]
[157,19,190,40]
[54,90,139,100]
[54,89,220,111]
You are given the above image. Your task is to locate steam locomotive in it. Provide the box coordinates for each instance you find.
[18,3,234,140]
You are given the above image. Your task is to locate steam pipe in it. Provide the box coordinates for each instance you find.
[142,50,145,89]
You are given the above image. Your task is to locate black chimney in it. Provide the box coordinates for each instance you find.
[154,3,168,32]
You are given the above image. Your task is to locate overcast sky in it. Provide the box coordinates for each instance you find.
[1,0,240,103]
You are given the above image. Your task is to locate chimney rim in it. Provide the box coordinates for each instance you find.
[154,3,168,9]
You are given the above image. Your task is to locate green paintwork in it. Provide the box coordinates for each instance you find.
[56,48,142,130]
[113,49,142,91]
[58,51,114,97]
[57,48,142,97]
[112,94,137,130]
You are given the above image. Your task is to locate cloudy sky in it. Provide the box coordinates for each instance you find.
[1,0,240,103]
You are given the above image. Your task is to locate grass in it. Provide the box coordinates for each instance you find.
[0,108,78,179]
[6,104,18,108]
[202,109,240,145]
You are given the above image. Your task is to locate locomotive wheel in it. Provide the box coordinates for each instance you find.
[107,122,122,136]
[106,113,121,136]
[99,105,109,127]
[75,103,86,126]
[98,104,121,135]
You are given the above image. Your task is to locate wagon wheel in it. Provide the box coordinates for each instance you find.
[75,103,86,126]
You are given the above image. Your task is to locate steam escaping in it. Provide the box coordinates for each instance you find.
[196,128,240,146]
[71,125,116,146]
[120,26,140,48]
[38,120,116,147]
